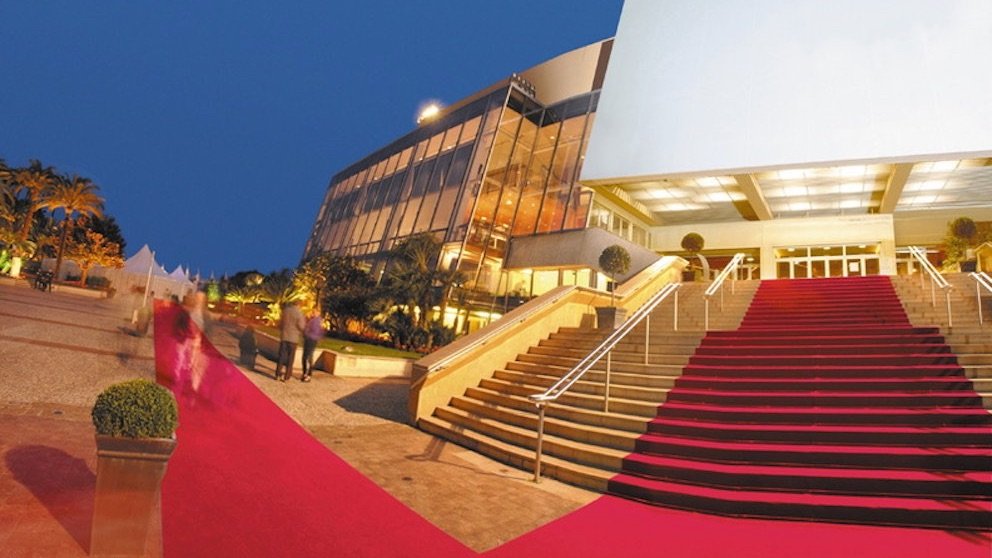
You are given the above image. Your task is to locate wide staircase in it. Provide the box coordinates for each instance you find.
[891,273,992,407]
[418,280,758,490]
[610,275,992,530]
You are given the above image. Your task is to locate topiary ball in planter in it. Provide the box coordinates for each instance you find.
[92,379,178,439]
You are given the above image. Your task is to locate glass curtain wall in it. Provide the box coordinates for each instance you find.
[452,88,600,320]
[304,85,601,330]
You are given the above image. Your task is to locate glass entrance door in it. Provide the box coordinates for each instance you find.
[774,244,881,279]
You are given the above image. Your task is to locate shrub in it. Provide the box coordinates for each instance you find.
[680,232,704,253]
[91,379,178,438]
[86,276,111,289]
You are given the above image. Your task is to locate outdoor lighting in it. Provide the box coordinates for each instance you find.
[416,102,443,124]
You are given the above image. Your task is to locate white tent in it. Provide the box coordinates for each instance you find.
[105,244,195,301]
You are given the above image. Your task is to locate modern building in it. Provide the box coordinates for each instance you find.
[305,0,992,332]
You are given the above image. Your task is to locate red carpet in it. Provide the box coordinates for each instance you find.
[486,495,991,558]
[609,276,992,530]
[153,288,992,557]
[153,302,473,557]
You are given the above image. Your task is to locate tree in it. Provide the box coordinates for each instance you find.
[598,245,631,306]
[680,232,710,280]
[10,160,57,243]
[65,230,124,286]
[379,233,464,350]
[88,214,126,254]
[39,174,104,280]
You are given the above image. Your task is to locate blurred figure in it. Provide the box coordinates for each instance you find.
[274,301,304,382]
[238,326,258,371]
[301,310,324,382]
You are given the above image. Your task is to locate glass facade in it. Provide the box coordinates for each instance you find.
[304,83,602,328]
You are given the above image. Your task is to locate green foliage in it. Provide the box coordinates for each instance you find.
[91,379,178,438]
[599,244,631,307]
[950,217,978,242]
[598,245,631,277]
[206,281,221,303]
[680,232,704,253]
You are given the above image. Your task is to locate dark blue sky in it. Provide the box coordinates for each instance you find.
[1,1,622,277]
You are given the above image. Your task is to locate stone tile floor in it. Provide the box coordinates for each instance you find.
[0,280,594,555]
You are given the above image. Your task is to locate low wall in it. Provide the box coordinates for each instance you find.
[255,331,411,378]
[409,256,687,424]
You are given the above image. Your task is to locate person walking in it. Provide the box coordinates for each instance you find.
[301,310,324,382]
[274,301,305,382]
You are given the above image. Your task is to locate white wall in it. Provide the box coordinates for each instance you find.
[583,0,992,182]
[652,214,897,278]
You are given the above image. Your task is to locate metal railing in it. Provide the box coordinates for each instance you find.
[528,281,682,481]
[417,285,577,376]
[908,246,953,327]
[969,271,992,325]
[703,253,746,331]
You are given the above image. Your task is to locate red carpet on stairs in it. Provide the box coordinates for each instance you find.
[152,287,992,558]
[609,276,992,531]
[153,301,474,557]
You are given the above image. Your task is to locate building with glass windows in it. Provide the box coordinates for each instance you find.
[305,0,992,332]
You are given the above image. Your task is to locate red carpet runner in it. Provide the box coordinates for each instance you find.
[153,301,473,557]
[609,276,992,530]
[152,290,991,557]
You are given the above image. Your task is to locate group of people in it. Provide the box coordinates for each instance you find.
[274,301,324,383]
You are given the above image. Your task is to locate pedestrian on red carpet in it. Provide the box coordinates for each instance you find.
[274,301,305,382]
[301,310,324,382]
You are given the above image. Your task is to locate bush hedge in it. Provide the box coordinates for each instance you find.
[91,379,178,438]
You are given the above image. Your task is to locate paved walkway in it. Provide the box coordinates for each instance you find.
[0,280,594,556]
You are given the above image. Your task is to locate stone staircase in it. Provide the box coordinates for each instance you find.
[417,279,760,492]
[892,273,992,408]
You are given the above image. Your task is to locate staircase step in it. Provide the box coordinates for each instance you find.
[633,433,992,471]
[608,473,992,530]
[665,388,983,408]
[621,453,992,499]
[646,417,992,447]
[656,400,992,426]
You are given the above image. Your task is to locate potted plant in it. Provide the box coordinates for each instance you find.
[90,378,178,557]
[680,232,710,281]
[944,217,979,272]
[596,245,631,329]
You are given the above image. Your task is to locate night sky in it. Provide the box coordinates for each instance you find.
[1,1,623,278]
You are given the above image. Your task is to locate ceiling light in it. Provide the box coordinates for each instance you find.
[839,182,864,193]
[917,160,959,173]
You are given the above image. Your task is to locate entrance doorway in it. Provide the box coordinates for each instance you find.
[774,244,881,279]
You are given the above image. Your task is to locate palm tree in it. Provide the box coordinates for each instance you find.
[0,158,15,232]
[10,160,57,243]
[40,174,104,280]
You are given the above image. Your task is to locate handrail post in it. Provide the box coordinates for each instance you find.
[930,277,936,307]
[644,314,650,365]
[704,298,710,331]
[604,351,612,413]
[533,402,545,482]
[978,280,984,326]
[945,289,953,328]
[673,289,679,331]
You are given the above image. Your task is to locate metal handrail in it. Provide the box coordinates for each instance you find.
[908,246,953,327]
[969,271,992,325]
[528,280,682,481]
[703,253,746,331]
[418,285,577,376]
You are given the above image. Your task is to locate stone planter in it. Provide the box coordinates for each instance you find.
[91,434,177,557]
[595,306,628,330]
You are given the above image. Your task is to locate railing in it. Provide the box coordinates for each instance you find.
[969,271,992,325]
[703,253,746,331]
[419,285,578,376]
[908,246,953,327]
[528,281,682,482]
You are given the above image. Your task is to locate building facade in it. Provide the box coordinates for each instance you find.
[306,0,992,331]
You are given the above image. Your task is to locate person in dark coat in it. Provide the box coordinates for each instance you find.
[274,301,305,381]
